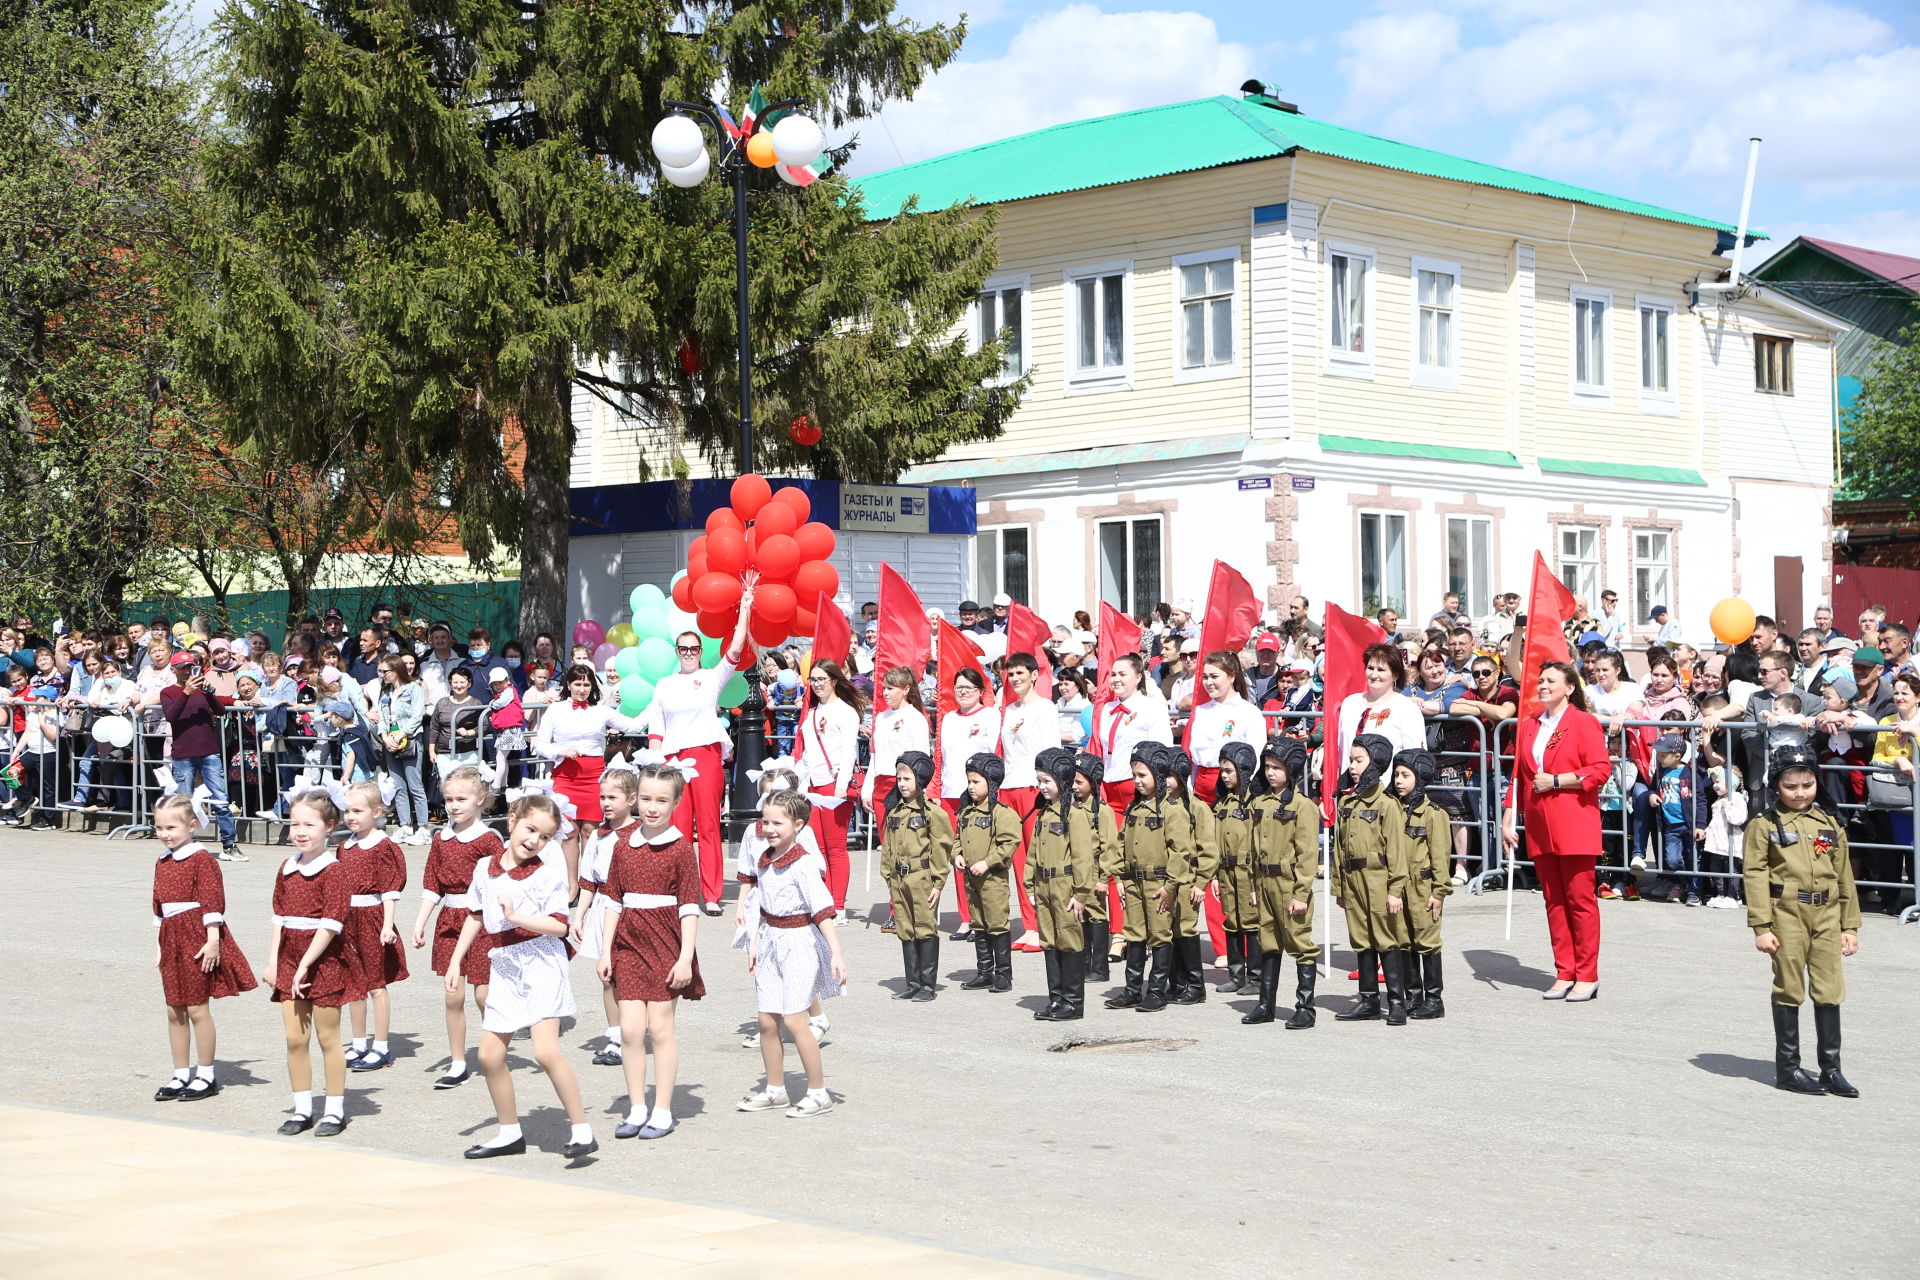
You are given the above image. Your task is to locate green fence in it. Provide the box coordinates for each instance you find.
[125,580,522,645]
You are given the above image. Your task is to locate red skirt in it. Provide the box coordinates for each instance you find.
[345,903,409,989]
[554,755,605,824]
[608,906,705,1003]
[158,916,258,1007]
[460,928,495,988]
[270,928,360,1007]
[430,908,468,977]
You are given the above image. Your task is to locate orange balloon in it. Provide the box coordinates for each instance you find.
[1709,597,1756,646]
[745,132,778,168]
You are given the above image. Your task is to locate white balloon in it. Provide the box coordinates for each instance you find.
[775,162,803,187]
[771,114,823,167]
[651,115,705,169]
[661,150,711,189]
[92,715,133,748]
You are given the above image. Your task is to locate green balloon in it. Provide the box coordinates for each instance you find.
[636,635,678,681]
[613,645,644,677]
[718,671,750,709]
[629,582,667,615]
[701,634,722,668]
[665,606,697,637]
[633,599,671,639]
[619,677,655,715]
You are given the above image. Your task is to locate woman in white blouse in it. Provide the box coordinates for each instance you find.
[937,667,1002,816]
[1335,643,1426,776]
[861,667,931,818]
[1186,650,1268,805]
[797,659,864,915]
[1092,654,1173,818]
[531,663,644,885]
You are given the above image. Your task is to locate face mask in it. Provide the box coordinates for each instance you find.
[103,676,123,688]
[468,646,486,660]
[504,656,522,669]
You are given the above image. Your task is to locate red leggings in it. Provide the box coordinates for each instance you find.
[999,786,1042,947]
[808,786,853,910]
[941,795,970,924]
[668,743,725,906]
[1536,854,1601,982]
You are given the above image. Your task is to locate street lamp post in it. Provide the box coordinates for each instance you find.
[651,99,824,474]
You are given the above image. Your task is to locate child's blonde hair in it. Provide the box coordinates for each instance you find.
[635,761,687,802]
[601,766,641,803]
[441,766,494,804]
[291,788,341,826]
[345,779,384,811]
[506,791,563,830]
[763,788,813,827]
[152,793,197,825]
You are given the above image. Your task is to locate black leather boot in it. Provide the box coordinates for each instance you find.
[1283,961,1318,1029]
[1057,946,1086,1020]
[1382,949,1410,1026]
[1171,936,1206,1004]
[1335,950,1382,1021]
[1773,1004,1825,1094]
[1085,919,1111,982]
[1814,1004,1858,1097]
[1241,952,1281,1024]
[894,939,920,999]
[1243,934,1265,990]
[1137,943,1173,1011]
[911,938,938,1001]
[1105,941,1145,1008]
[961,935,994,990]
[1215,931,1247,994]
[1405,949,1426,1011]
[1410,952,1445,1019]
[1034,950,1063,1020]
[990,933,1014,992]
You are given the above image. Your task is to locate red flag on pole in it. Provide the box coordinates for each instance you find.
[1518,551,1578,719]
[1320,602,1388,823]
[934,619,992,716]
[1094,602,1142,705]
[1005,601,1053,699]
[875,564,930,680]
[809,601,851,668]
[1189,560,1261,715]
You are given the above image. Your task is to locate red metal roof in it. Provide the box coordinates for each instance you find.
[1803,237,1920,293]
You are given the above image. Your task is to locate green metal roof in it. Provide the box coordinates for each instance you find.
[853,95,1749,236]
[1318,434,1521,468]
[1538,457,1707,486]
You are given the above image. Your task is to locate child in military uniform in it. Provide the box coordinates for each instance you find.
[1743,743,1860,1096]
[1163,747,1215,1005]
[1072,751,1121,983]
[1210,743,1263,995]
[954,753,1021,993]
[1392,750,1451,1020]
[1245,738,1320,1027]
[1333,734,1413,1026]
[880,751,953,1002]
[1024,748,1098,1020]
[1105,744,1192,1012]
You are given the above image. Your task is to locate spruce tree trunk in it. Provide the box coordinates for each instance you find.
[517,371,572,644]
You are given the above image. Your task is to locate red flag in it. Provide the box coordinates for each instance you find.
[1189,560,1261,715]
[875,564,930,680]
[1094,602,1142,705]
[809,601,851,668]
[1005,601,1053,699]
[934,619,992,717]
[1320,602,1388,823]
[1518,551,1577,719]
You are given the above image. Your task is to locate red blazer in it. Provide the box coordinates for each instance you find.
[1507,706,1611,857]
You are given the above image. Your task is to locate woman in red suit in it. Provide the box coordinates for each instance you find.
[1501,662,1612,1001]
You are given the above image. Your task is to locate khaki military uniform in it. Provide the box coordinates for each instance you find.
[1081,797,1121,924]
[1334,785,1411,952]
[1023,803,1098,950]
[881,797,955,942]
[1251,791,1320,962]
[1743,805,1860,1005]
[1211,795,1259,932]
[955,799,1021,935]
[1400,796,1452,955]
[1170,799,1217,940]
[1119,799,1193,947]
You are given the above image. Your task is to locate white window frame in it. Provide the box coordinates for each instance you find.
[1445,515,1492,617]
[975,525,1033,606]
[1358,509,1408,617]
[1410,255,1462,390]
[1170,247,1240,384]
[1570,286,1612,406]
[1631,528,1672,630]
[611,355,650,429]
[1324,241,1376,380]
[970,273,1029,385]
[1095,515,1162,615]
[1558,525,1601,608]
[1636,297,1676,415]
[1062,260,1133,395]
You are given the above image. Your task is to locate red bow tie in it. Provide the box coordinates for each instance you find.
[572,699,591,711]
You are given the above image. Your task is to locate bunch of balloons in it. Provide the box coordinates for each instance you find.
[572,584,750,716]
[673,474,840,651]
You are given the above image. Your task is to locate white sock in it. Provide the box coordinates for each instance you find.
[193,1065,214,1082]
[626,1105,646,1124]
[806,1087,829,1104]
[811,1013,830,1032]
[290,1090,312,1116]
[569,1122,594,1144]
[323,1095,345,1120]
[373,1040,388,1055]
[351,1037,368,1053]
[647,1106,673,1129]
[606,1026,622,1045]
[483,1124,522,1149]
[171,1068,191,1084]
[767,1084,789,1101]
[444,1059,468,1078]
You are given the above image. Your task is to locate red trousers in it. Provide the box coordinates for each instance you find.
[1536,854,1601,982]
[668,742,725,906]
[998,785,1043,949]
[808,786,853,910]
[1102,780,1135,924]
[941,795,970,923]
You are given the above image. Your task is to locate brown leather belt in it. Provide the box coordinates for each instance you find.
[1770,885,1831,906]
[1342,856,1381,873]
[1258,863,1289,877]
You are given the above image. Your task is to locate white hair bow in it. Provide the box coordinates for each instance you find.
[630,747,698,783]
[279,774,351,818]
[747,754,801,785]
[154,768,216,829]
[472,759,499,786]
[506,775,577,838]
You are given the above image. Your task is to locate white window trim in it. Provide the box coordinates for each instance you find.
[1630,528,1673,629]
[1557,524,1602,607]
[1357,508,1409,616]
[1062,260,1133,395]
[610,356,650,430]
[1635,295,1677,416]
[1323,240,1376,380]
[1096,515,1163,614]
[1570,286,1612,407]
[971,273,1030,387]
[1169,247,1241,385]
[1445,514,1492,617]
[975,523,1034,603]
[1409,255,1462,390]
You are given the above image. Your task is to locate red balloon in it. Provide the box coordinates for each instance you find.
[750,613,791,648]
[687,548,708,581]
[793,607,817,636]
[792,558,839,608]
[772,486,812,524]
[705,507,742,536]
[688,533,707,563]
[754,533,800,581]
[706,527,748,576]
[755,583,798,624]
[678,336,703,375]
[730,474,772,521]
[695,608,738,639]
[752,501,798,539]
[692,571,743,615]
[788,414,821,447]
[671,574,695,613]
[793,521,836,563]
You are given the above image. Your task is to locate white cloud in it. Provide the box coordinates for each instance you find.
[848,4,1258,173]
[1337,10,1460,111]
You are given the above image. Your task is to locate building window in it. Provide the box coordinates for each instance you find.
[1632,528,1671,626]
[1411,256,1460,388]
[972,276,1026,381]
[1097,517,1161,616]
[614,356,649,427]
[1358,511,1407,617]
[1446,516,1491,618]
[1064,263,1130,392]
[1558,525,1600,607]
[975,526,1031,606]
[1173,249,1236,377]
[1572,289,1610,400]
[1755,335,1794,395]
[1638,303,1671,398]
[1326,244,1374,376]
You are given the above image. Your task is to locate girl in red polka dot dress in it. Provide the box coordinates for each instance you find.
[339,781,409,1074]
[409,766,502,1089]
[270,789,361,1137]
[150,794,257,1103]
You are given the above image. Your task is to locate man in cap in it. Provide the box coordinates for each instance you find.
[956,600,982,631]
[1650,605,1684,646]
[1245,633,1284,707]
